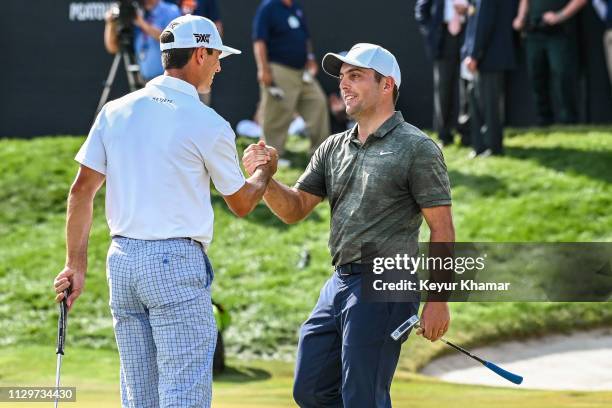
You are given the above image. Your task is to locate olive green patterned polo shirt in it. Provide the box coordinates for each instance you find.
[295,111,452,266]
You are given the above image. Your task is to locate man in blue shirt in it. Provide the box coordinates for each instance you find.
[253,0,330,164]
[105,0,181,82]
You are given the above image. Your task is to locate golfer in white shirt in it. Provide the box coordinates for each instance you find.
[53,15,276,408]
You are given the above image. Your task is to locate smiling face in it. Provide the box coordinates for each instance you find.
[196,48,221,94]
[338,63,387,118]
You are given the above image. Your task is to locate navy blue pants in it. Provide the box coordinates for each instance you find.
[293,272,420,408]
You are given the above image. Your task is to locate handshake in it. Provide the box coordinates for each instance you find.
[242,141,279,177]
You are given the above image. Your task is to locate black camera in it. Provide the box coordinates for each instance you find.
[110,0,142,42]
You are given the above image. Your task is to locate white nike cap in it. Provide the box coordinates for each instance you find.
[160,14,241,59]
[322,43,401,88]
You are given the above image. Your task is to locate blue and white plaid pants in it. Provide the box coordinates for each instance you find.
[107,237,217,408]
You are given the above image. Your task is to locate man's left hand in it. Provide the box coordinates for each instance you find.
[54,266,85,311]
[417,302,450,342]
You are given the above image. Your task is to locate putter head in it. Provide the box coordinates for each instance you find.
[390,315,419,341]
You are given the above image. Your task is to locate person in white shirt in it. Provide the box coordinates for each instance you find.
[53,15,276,408]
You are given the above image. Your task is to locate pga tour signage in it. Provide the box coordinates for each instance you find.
[68,2,112,21]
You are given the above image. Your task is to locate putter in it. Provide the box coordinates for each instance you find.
[390,314,419,341]
[54,289,69,408]
[391,315,524,385]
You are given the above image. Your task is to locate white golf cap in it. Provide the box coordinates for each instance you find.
[160,14,241,59]
[322,43,401,88]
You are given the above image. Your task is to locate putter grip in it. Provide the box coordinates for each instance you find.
[484,361,523,385]
[56,291,68,355]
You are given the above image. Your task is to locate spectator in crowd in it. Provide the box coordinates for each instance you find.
[252,0,330,166]
[462,0,517,157]
[415,0,471,146]
[172,0,223,104]
[513,0,587,125]
[104,0,181,83]
[593,0,612,88]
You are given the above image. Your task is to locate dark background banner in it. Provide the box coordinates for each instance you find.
[2,0,611,138]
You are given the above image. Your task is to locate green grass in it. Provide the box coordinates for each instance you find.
[0,127,611,374]
[1,346,611,408]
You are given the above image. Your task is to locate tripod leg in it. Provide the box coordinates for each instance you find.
[95,53,122,116]
[122,51,143,91]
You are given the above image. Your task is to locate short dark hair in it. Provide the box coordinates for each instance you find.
[160,31,213,69]
[373,71,400,105]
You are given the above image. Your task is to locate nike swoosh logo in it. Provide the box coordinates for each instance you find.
[379,151,394,156]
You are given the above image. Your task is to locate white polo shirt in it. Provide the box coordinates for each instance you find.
[75,75,246,246]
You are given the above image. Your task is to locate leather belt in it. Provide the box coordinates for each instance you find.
[335,263,372,275]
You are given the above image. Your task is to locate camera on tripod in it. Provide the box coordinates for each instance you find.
[96,0,145,116]
[109,0,143,43]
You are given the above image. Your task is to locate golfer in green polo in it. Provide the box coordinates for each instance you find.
[243,43,454,408]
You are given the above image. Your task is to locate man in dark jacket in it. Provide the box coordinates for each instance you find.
[415,0,470,146]
[462,0,517,156]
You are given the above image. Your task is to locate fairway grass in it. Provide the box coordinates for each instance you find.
[1,129,611,362]
[1,346,611,408]
[1,127,611,406]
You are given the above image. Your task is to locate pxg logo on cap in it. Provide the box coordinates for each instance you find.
[194,33,211,44]
[160,15,241,59]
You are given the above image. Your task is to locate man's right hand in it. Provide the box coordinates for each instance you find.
[258,67,273,87]
[264,145,279,176]
[417,301,450,342]
[243,141,278,176]
[54,266,85,311]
